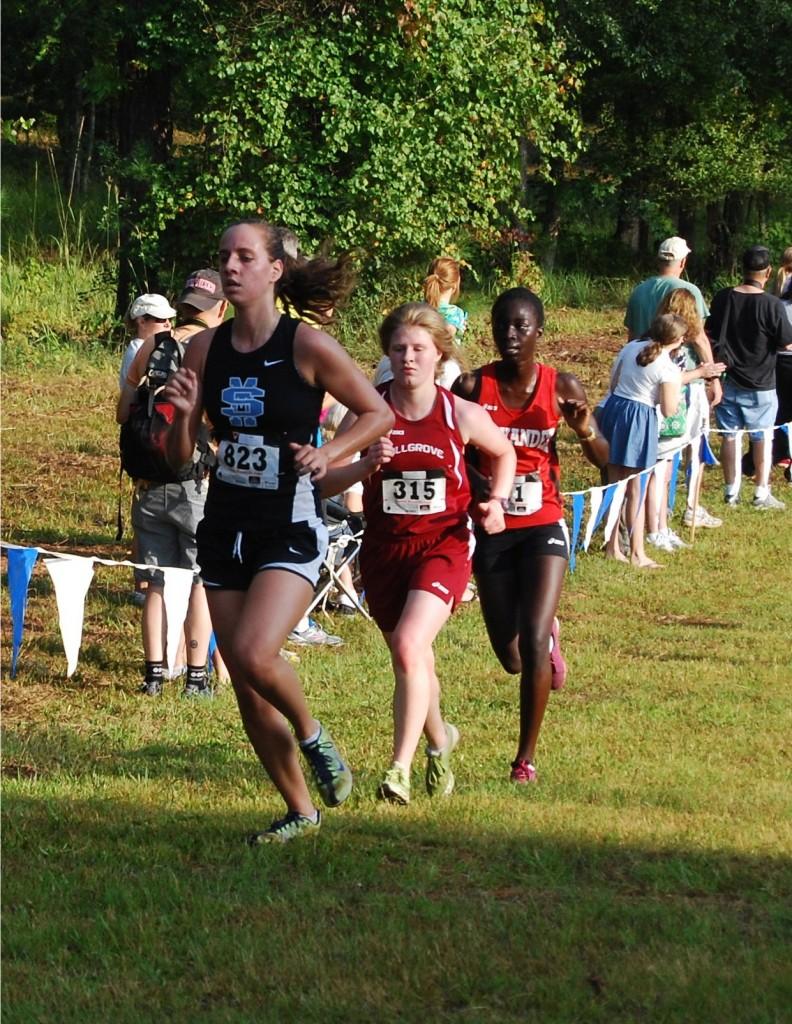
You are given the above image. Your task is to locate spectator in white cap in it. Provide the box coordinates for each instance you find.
[625,237,709,341]
[117,270,229,698]
[624,236,724,529]
[120,294,177,388]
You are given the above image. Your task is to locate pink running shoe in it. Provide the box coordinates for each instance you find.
[510,759,538,784]
[549,616,567,691]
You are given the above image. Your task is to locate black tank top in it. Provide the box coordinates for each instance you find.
[202,316,325,529]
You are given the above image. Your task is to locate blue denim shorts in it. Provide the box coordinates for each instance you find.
[714,380,778,441]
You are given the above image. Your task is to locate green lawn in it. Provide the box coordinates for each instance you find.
[2,345,791,1023]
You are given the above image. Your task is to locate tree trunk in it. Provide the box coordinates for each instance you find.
[114,33,173,318]
[538,157,563,272]
[615,211,641,253]
[705,199,730,277]
[676,204,696,248]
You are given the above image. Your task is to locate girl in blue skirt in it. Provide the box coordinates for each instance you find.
[598,314,685,568]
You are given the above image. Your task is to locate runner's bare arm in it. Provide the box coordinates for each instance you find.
[556,372,609,469]
[292,324,393,480]
[455,397,516,534]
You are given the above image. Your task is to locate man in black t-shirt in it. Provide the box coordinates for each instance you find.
[706,246,792,510]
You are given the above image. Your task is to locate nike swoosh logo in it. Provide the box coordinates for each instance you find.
[263,359,284,368]
[288,546,301,555]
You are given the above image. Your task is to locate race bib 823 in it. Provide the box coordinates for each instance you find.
[216,434,280,490]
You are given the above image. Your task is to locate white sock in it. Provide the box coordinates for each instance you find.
[300,723,321,747]
[754,484,769,500]
[294,615,310,632]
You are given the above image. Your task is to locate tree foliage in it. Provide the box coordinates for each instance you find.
[3,0,790,291]
[140,0,584,277]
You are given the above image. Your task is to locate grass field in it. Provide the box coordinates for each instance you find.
[2,302,791,1022]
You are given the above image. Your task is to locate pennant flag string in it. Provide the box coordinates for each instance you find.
[1,542,197,679]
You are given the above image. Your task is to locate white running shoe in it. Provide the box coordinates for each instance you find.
[647,531,675,552]
[682,506,723,528]
[288,619,344,647]
[664,528,689,549]
[751,493,786,510]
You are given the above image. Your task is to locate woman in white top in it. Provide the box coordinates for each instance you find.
[119,294,177,387]
[598,314,686,568]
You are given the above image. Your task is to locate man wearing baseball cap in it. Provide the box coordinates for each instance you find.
[706,245,792,510]
[175,269,226,336]
[117,268,229,699]
[625,237,709,340]
[624,236,724,529]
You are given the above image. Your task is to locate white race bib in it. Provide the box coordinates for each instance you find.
[216,434,280,490]
[507,474,542,516]
[382,470,446,515]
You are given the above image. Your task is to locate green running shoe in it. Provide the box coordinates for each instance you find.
[247,810,321,845]
[300,723,353,807]
[377,762,411,805]
[425,722,459,797]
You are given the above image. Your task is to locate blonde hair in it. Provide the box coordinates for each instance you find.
[773,246,792,297]
[637,313,687,366]
[655,288,702,340]
[379,302,457,374]
[422,258,462,307]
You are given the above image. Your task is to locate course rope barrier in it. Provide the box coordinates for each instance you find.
[2,421,788,676]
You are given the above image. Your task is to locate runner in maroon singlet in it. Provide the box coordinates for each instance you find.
[324,302,516,805]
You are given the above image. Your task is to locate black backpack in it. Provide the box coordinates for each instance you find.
[119,331,201,483]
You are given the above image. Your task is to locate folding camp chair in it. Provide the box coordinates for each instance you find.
[306,499,370,621]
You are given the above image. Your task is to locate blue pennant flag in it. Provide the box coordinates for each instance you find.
[569,493,585,572]
[592,483,616,533]
[700,432,719,466]
[7,546,39,677]
[667,451,682,511]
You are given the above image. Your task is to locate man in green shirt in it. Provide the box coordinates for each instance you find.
[625,236,709,340]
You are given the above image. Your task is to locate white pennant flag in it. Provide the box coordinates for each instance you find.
[162,567,195,678]
[603,478,628,543]
[582,487,603,551]
[44,555,95,677]
[581,487,606,552]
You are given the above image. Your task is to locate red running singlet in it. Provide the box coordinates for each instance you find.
[363,383,472,541]
[474,362,563,528]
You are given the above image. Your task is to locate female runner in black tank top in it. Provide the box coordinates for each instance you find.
[165,221,392,844]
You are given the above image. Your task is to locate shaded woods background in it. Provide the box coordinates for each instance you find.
[3,0,791,312]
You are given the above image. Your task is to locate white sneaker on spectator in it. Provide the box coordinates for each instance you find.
[288,619,344,647]
[682,506,723,528]
[647,531,675,552]
[751,493,786,511]
[664,528,689,549]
